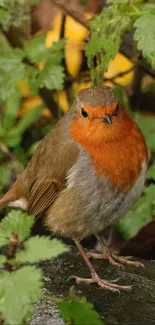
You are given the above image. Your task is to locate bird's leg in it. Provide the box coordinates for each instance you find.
[71,239,132,292]
[86,234,144,268]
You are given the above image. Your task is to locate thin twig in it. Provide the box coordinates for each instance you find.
[50,0,90,29]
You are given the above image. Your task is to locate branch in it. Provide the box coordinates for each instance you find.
[50,0,90,29]
[31,248,155,325]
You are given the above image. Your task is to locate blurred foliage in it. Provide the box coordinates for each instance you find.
[0,0,155,322]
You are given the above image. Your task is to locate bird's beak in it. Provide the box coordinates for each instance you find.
[101,114,112,125]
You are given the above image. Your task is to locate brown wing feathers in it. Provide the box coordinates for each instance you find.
[27,179,60,216]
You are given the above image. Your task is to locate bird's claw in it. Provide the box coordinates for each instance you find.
[69,273,132,293]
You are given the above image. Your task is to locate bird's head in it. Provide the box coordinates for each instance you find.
[69,86,133,148]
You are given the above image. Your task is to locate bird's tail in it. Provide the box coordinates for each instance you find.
[0,189,17,210]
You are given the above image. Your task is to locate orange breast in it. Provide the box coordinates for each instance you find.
[89,123,148,191]
[70,110,148,192]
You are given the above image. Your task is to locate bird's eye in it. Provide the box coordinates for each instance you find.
[81,108,88,118]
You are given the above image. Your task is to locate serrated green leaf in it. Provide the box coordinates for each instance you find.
[0,210,34,247]
[134,9,155,69]
[25,32,47,64]
[0,266,42,325]
[25,35,65,65]
[0,49,25,101]
[117,185,155,239]
[24,65,40,95]
[86,4,131,75]
[0,255,6,265]
[16,236,69,263]
[147,164,155,180]
[38,64,64,90]
[58,295,103,325]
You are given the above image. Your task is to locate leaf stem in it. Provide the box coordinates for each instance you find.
[41,294,62,303]
[130,3,141,17]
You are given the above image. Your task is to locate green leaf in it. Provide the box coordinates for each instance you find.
[25,35,65,65]
[134,8,155,69]
[147,163,155,180]
[3,106,43,148]
[38,64,64,90]
[0,255,6,265]
[86,3,131,80]
[0,266,42,325]
[25,32,48,64]
[16,236,69,263]
[134,113,155,149]
[0,8,11,27]
[0,210,34,247]
[2,90,21,130]
[117,185,155,239]
[0,49,25,101]
[15,106,43,134]
[58,295,103,325]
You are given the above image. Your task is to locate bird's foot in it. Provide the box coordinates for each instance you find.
[87,251,144,269]
[111,254,144,268]
[70,272,132,293]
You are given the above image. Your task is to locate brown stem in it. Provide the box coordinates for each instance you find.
[8,233,19,258]
[50,0,90,29]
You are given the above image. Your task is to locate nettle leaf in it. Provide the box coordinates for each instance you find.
[0,49,25,101]
[147,164,155,180]
[25,32,48,64]
[0,210,34,247]
[86,4,131,72]
[134,8,155,69]
[25,35,65,65]
[58,295,103,325]
[0,266,42,325]
[117,185,155,239]
[16,236,69,263]
[38,64,65,90]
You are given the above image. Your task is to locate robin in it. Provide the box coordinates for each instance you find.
[0,86,148,292]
